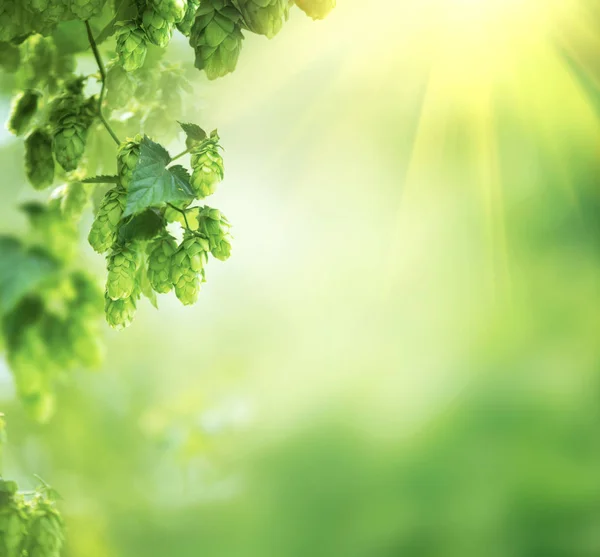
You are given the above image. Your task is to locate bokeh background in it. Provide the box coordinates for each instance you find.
[2,0,600,555]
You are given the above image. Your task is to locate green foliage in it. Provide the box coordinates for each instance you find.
[24,129,55,190]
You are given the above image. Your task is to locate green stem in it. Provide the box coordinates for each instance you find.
[167,202,192,230]
[85,20,121,146]
[169,147,192,164]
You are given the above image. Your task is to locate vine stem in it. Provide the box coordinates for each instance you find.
[85,20,121,146]
[167,202,192,230]
[169,147,192,163]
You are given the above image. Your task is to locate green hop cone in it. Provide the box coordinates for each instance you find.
[106,244,140,300]
[198,206,232,260]
[24,495,64,557]
[69,0,108,19]
[294,0,335,20]
[233,0,289,38]
[7,90,40,136]
[19,34,57,89]
[151,0,188,23]
[116,21,148,72]
[189,0,244,80]
[88,186,126,254]
[105,61,138,106]
[190,133,224,198]
[176,0,200,36]
[147,235,178,293]
[171,235,209,305]
[24,129,55,190]
[104,293,137,330]
[117,135,142,188]
[0,492,28,557]
[52,113,89,172]
[143,9,173,47]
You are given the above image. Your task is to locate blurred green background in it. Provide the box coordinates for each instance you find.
[2,0,600,555]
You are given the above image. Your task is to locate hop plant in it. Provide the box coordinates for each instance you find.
[0,41,20,72]
[143,9,174,48]
[69,0,107,20]
[24,129,55,190]
[7,90,40,137]
[105,61,138,106]
[295,0,336,20]
[116,21,148,72]
[88,186,127,254]
[190,132,224,198]
[104,293,137,330]
[19,34,57,89]
[171,235,209,305]
[147,235,178,293]
[197,206,232,260]
[189,0,244,80]
[0,488,27,557]
[52,112,90,172]
[233,0,289,38]
[23,495,64,557]
[176,0,200,36]
[106,244,141,300]
[151,0,188,23]
[117,135,142,188]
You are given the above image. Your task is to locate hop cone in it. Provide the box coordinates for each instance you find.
[116,22,148,72]
[19,34,56,88]
[0,492,27,557]
[171,235,209,305]
[52,113,89,172]
[106,244,140,300]
[295,0,335,20]
[23,496,64,557]
[143,9,173,47]
[190,134,224,198]
[189,0,244,80]
[105,293,137,330]
[7,90,40,136]
[147,235,178,293]
[151,0,188,23]
[70,270,104,320]
[176,0,200,36]
[69,0,107,19]
[233,0,289,38]
[88,186,126,254]
[198,206,232,260]
[117,135,142,188]
[105,62,137,106]
[24,129,54,190]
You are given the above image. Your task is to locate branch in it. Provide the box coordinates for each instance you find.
[85,20,121,146]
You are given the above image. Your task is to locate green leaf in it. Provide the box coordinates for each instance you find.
[118,209,165,243]
[168,165,192,184]
[124,137,195,217]
[82,175,120,184]
[0,236,58,315]
[179,122,207,143]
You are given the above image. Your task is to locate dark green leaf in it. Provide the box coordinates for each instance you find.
[117,209,165,243]
[124,137,194,217]
[82,175,119,184]
[179,122,207,143]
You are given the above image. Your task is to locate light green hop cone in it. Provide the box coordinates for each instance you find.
[190,133,224,197]
[0,494,28,557]
[88,186,126,254]
[19,34,57,88]
[198,206,232,260]
[106,244,140,300]
[52,113,89,172]
[23,496,64,557]
[24,129,55,190]
[69,0,108,19]
[7,90,40,136]
[116,22,148,72]
[233,0,289,38]
[117,135,143,188]
[143,9,173,47]
[294,0,335,20]
[171,235,209,305]
[147,235,178,293]
[104,293,137,330]
[176,0,200,36]
[190,0,244,80]
[105,61,137,106]
[151,0,188,23]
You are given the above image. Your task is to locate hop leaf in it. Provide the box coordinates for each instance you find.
[190,133,224,198]
[7,90,40,136]
[151,0,188,23]
[88,186,127,254]
[106,244,140,300]
[189,0,244,80]
[116,21,148,72]
[104,293,137,330]
[143,9,174,47]
[24,129,55,190]
[233,0,289,38]
[147,234,178,293]
[117,135,143,189]
[171,235,209,305]
[294,0,336,20]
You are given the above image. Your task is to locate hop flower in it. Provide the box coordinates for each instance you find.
[189,0,244,80]
[171,235,209,305]
[176,0,200,36]
[106,244,140,300]
[104,293,137,330]
[190,133,224,198]
[24,129,54,190]
[105,61,138,106]
[198,206,232,260]
[151,0,188,23]
[7,90,40,136]
[0,492,28,557]
[69,0,108,19]
[143,9,173,47]
[52,113,89,172]
[88,186,126,254]
[23,495,64,557]
[19,34,57,88]
[147,235,178,293]
[294,0,335,20]
[117,135,142,188]
[234,0,289,38]
[116,21,148,72]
